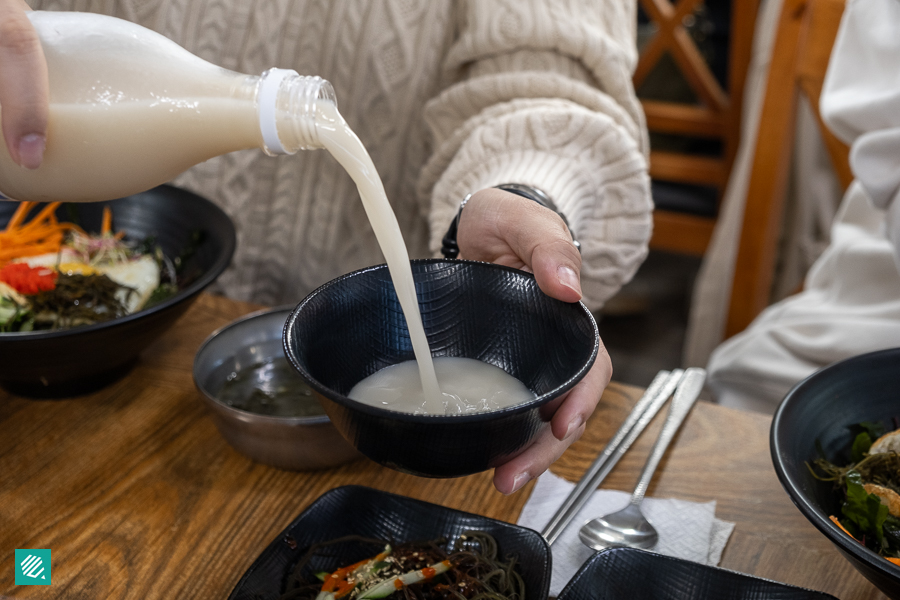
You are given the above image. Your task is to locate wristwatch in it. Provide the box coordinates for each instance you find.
[440,184,581,259]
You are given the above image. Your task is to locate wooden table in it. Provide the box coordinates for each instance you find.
[0,293,887,599]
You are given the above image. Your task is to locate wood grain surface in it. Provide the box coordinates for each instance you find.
[0,293,888,599]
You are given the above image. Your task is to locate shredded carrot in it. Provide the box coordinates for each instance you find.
[0,201,87,266]
[889,557,900,566]
[829,515,860,543]
[3,226,64,246]
[6,201,33,230]
[321,559,370,592]
[101,205,112,235]
[21,202,63,230]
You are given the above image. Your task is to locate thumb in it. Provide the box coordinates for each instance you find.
[496,194,584,302]
[457,188,584,302]
[0,0,49,169]
[530,237,583,303]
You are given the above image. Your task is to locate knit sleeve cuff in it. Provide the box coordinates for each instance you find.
[423,99,652,310]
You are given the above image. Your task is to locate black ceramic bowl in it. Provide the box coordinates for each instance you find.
[558,547,837,600]
[771,348,900,599]
[0,184,235,396]
[228,485,551,600]
[283,259,599,478]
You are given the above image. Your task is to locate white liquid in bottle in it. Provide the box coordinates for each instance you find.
[0,99,260,203]
[0,11,267,203]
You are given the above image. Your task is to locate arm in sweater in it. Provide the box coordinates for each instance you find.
[418,0,653,311]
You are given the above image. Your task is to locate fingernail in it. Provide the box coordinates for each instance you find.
[18,134,45,170]
[557,265,582,298]
[565,415,584,439]
[509,471,532,494]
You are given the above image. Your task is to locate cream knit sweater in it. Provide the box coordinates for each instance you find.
[32,0,652,310]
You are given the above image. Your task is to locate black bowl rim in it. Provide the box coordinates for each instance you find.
[770,347,900,579]
[0,186,236,341]
[559,546,839,599]
[193,304,333,426]
[283,258,600,423]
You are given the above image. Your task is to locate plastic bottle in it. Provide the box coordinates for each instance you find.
[0,11,335,203]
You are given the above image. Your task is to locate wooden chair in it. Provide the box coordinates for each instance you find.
[637,0,761,256]
[724,0,852,337]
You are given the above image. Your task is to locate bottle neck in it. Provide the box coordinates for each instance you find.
[256,69,337,155]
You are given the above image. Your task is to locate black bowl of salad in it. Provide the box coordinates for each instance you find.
[0,184,235,396]
[771,347,900,599]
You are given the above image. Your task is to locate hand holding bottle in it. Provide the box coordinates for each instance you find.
[0,8,609,496]
[0,11,333,203]
[0,0,48,169]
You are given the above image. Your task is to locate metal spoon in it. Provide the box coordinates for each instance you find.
[540,369,683,546]
[578,368,706,551]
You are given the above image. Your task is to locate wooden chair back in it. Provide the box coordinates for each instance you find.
[725,0,851,338]
[637,0,760,256]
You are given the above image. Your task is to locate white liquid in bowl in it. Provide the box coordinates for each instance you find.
[348,356,535,416]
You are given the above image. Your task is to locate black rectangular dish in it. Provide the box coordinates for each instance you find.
[228,485,552,600]
[557,547,838,600]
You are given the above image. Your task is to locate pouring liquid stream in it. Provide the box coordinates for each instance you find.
[314,101,444,412]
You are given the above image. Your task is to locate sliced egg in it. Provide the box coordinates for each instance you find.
[17,249,81,268]
[56,262,98,276]
[97,255,160,313]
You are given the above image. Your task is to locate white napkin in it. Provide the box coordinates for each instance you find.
[517,471,735,598]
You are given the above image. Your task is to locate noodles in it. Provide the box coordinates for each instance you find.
[279,531,525,600]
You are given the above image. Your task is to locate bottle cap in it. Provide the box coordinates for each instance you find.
[258,68,299,155]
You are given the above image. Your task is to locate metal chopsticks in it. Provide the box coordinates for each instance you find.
[540,369,686,546]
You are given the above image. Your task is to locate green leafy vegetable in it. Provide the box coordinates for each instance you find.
[29,273,133,328]
[851,432,874,463]
[809,421,900,561]
[842,470,889,545]
[143,283,179,310]
[849,422,884,462]
[0,296,33,332]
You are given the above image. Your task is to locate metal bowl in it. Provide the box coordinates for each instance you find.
[193,306,360,471]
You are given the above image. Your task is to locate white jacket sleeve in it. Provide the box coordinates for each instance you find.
[820,0,900,273]
[706,0,900,413]
[418,0,652,310]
